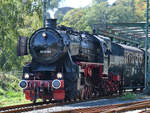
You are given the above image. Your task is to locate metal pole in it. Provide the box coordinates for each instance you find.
[47,0,51,19]
[131,0,135,17]
[145,0,149,89]
[43,0,46,27]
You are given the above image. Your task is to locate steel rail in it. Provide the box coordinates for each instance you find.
[0,102,57,113]
[53,100,150,113]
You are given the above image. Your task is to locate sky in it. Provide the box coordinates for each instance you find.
[59,0,117,8]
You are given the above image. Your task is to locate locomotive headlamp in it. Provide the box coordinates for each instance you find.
[24,73,29,79]
[57,73,62,79]
[19,80,27,89]
[42,32,47,38]
[52,79,61,89]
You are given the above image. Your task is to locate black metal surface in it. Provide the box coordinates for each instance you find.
[17,36,28,56]
[46,19,57,29]
[68,31,104,63]
[29,28,65,64]
[109,42,145,88]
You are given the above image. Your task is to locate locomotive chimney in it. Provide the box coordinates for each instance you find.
[46,19,57,29]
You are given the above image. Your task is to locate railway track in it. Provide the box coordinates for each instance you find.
[2,98,149,113]
[0,102,59,113]
[52,99,150,113]
[0,91,145,113]
[0,94,120,113]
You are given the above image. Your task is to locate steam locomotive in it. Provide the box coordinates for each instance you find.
[17,19,145,103]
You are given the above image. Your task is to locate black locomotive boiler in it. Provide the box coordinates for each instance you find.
[17,19,145,102]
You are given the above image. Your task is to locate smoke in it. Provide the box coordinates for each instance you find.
[47,9,57,19]
[47,9,53,19]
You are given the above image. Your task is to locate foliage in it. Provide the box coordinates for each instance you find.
[61,8,88,30]
[0,73,30,107]
[107,3,135,22]
[0,0,26,71]
[85,2,109,25]
[120,92,137,100]
[60,0,146,33]
[0,73,21,94]
[134,0,146,21]
[54,7,73,23]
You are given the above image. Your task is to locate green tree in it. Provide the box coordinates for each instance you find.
[114,0,146,21]
[134,0,146,21]
[60,8,91,31]
[60,2,109,32]
[0,0,26,71]
[55,7,73,23]
[86,2,109,25]
[108,3,135,22]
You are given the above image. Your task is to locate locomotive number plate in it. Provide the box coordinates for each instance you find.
[40,50,52,54]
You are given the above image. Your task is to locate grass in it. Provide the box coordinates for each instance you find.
[0,92,30,107]
[0,73,31,107]
[120,92,137,100]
